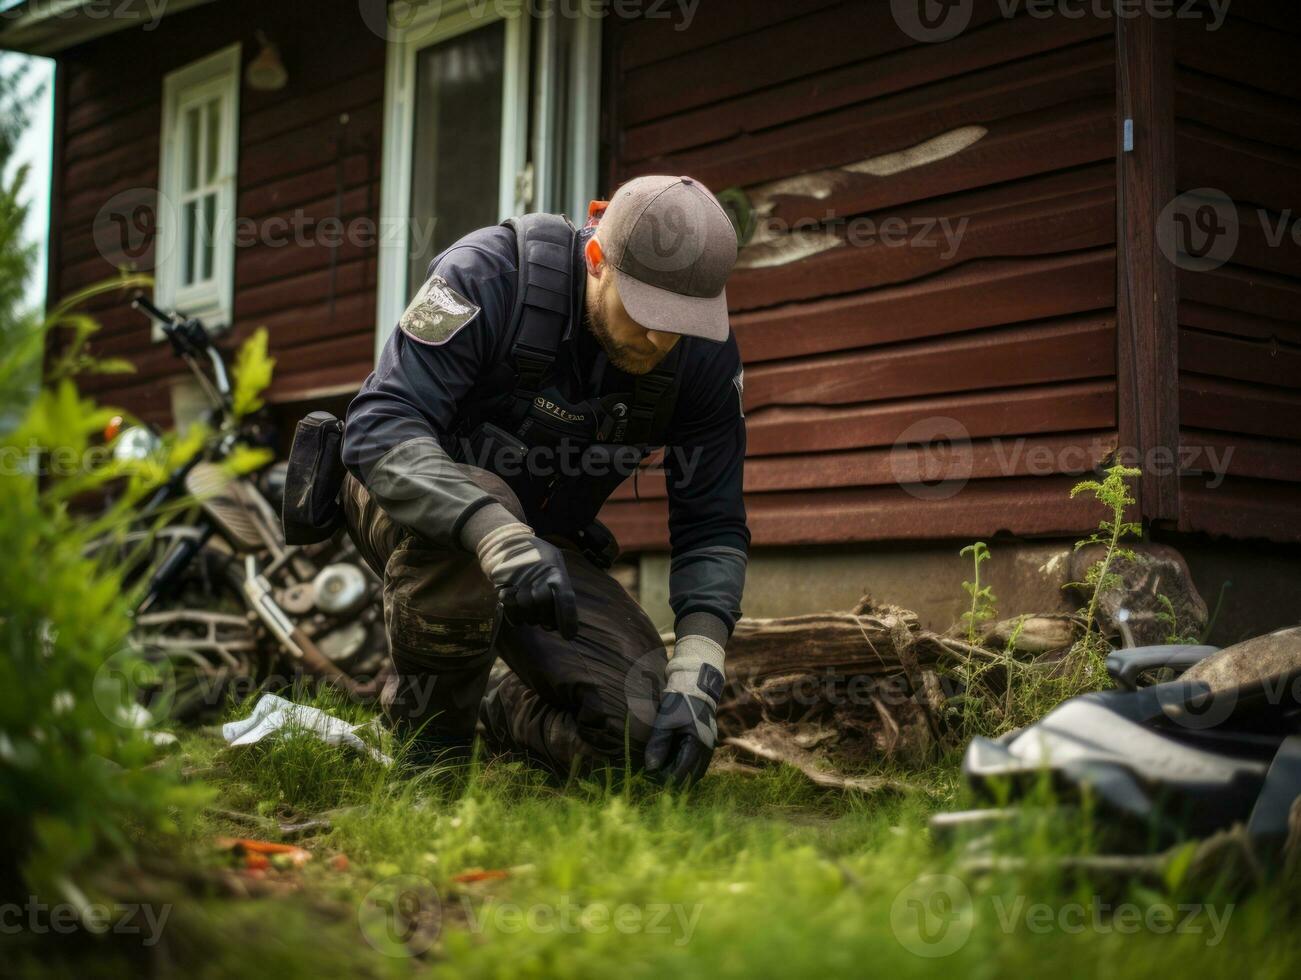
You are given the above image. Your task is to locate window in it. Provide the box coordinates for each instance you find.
[407,20,509,293]
[155,44,240,333]
[375,0,602,353]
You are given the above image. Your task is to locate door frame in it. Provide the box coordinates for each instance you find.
[374,1,531,354]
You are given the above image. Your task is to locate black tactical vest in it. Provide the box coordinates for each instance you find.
[453,213,681,538]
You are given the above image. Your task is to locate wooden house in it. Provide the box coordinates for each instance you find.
[6,0,1298,637]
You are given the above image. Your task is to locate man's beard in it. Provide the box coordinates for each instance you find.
[585,281,668,375]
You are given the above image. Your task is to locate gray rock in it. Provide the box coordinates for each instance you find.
[1184,626,1301,692]
[1068,543,1208,646]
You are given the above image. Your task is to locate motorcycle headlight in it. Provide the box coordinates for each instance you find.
[113,425,163,462]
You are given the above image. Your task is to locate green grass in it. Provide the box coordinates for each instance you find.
[7,689,1299,980]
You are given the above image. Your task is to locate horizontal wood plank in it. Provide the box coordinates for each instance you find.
[1179,327,1301,389]
[728,168,1116,311]
[1180,374,1301,441]
[1179,477,1301,543]
[612,431,1117,501]
[744,380,1116,457]
[601,475,1103,550]
[622,10,1111,163]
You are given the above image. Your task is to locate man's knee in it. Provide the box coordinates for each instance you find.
[574,648,666,763]
[383,541,497,661]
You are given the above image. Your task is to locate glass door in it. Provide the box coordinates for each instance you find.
[406,20,506,292]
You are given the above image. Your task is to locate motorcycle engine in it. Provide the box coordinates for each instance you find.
[312,563,369,617]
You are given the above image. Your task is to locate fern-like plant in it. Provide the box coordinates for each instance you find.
[1068,464,1143,646]
[959,541,996,645]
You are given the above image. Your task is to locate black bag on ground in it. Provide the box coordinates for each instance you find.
[283,410,346,545]
[939,633,1301,859]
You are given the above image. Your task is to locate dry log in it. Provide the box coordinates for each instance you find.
[981,615,1080,654]
[724,722,921,796]
[724,599,946,686]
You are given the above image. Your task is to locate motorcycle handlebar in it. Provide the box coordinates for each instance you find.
[130,295,231,405]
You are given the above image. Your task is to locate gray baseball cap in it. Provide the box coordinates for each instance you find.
[598,175,738,343]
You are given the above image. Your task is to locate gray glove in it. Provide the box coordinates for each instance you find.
[475,521,579,639]
[644,634,725,785]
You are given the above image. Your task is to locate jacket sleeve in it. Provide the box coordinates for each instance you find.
[342,243,514,547]
[663,333,750,636]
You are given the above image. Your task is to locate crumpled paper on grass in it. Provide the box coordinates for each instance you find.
[222,693,392,766]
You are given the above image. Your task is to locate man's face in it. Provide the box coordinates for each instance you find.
[584,259,681,375]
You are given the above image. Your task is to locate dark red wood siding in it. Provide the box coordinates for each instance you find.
[600,0,1120,549]
[55,0,385,426]
[1172,1,1301,543]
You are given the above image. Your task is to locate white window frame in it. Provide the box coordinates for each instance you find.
[154,43,241,338]
[375,4,529,355]
[532,5,603,222]
[374,0,602,355]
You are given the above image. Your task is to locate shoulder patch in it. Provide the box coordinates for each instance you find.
[398,275,480,345]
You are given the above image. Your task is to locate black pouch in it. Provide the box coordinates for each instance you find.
[283,410,346,545]
[458,422,529,473]
[575,519,619,569]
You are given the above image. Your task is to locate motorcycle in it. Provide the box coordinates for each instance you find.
[104,297,385,719]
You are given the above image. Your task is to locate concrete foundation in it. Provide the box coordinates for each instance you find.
[639,540,1080,636]
[639,536,1301,644]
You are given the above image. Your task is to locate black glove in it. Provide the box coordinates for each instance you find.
[475,522,579,639]
[644,634,725,785]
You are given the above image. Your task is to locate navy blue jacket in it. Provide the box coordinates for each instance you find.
[344,220,749,632]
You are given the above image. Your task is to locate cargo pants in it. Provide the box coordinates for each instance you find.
[342,468,668,775]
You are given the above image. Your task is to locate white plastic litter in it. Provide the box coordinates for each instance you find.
[221,693,392,766]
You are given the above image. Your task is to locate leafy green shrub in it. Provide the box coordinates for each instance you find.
[0,280,208,903]
[947,466,1144,738]
[1066,463,1144,679]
